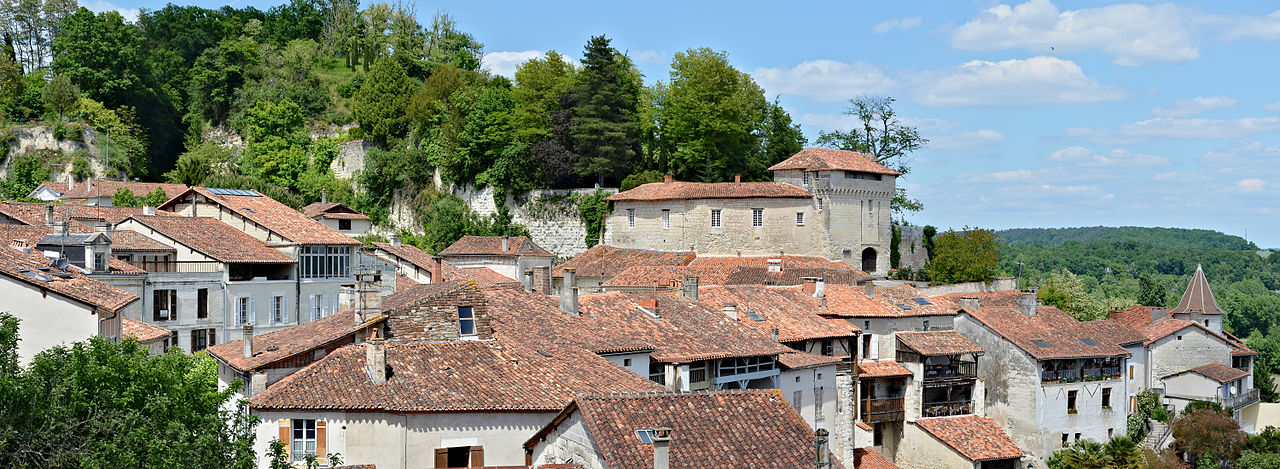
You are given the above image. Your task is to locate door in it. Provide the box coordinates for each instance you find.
[861,248,877,272]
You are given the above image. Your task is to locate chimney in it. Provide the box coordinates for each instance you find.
[814,429,831,468]
[722,302,738,320]
[958,296,979,311]
[771,326,779,342]
[501,235,510,252]
[523,269,534,293]
[681,275,698,302]
[533,266,551,295]
[1018,288,1038,317]
[815,278,825,300]
[365,329,386,384]
[864,281,875,298]
[429,256,443,284]
[68,177,74,190]
[355,271,382,324]
[86,178,92,191]
[663,174,672,183]
[1109,311,1124,321]
[734,174,741,183]
[651,427,672,469]
[390,235,401,248]
[321,188,327,204]
[639,298,659,317]
[143,206,156,216]
[242,322,254,359]
[560,268,578,315]
[1151,307,1168,322]
[44,204,54,226]
[803,277,817,295]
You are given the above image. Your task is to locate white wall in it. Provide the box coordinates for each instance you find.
[2,276,102,365]
[529,411,608,469]
[780,364,840,436]
[602,352,650,379]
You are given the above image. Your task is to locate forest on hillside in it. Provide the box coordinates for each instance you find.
[996,226,1259,251]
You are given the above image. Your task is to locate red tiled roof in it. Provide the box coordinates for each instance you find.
[603,255,870,288]
[381,280,466,312]
[109,229,175,252]
[206,311,385,373]
[370,242,438,272]
[125,215,295,264]
[107,257,146,274]
[955,291,1136,359]
[552,245,695,278]
[0,201,179,225]
[914,416,1024,462]
[395,273,419,290]
[767,148,901,175]
[40,180,189,201]
[856,422,873,431]
[857,360,912,378]
[0,224,54,246]
[605,180,812,202]
[249,339,662,412]
[1169,265,1226,316]
[302,202,370,220]
[461,267,518,286]
[806,284,921,318]
[530,390,819,468]
[896,331,985,356]
[164,187,359,245]
[1115,306,1248,352]
[778,352,844,369]
[439,235,554,257]
[122,317,171,343]
[1164,362,1250,383]
[0,246,137,312]
[855,448,900,469]
[696,285,860,343]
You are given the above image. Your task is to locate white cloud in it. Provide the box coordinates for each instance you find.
[631,50,666,65]
[930,129,1007,150]
[1044,146,1169,167]
[1219,10,1280,41]
[1265,101,1280,111]
[909,56,1127,107]
[873,17,922,35]
[1067,117,1280,144]
[1236,178,1267,193]
[950,0,1198,66]
[1152,96,1237,118]
[752,60,894,102]
[83,0,139,22]
[480,50,579,79]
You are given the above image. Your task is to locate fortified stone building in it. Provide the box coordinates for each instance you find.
[603,148,898,275]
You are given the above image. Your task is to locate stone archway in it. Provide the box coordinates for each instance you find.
[861,247,877,273]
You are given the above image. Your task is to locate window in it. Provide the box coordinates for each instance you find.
[922,320,930,331]
[338,219,351,231]
[1108,428,1114,438]
[1129,364,1134,380]
[623,358,632,367]
[802,171,810,186]
[817,197,823,211]
[457,306,475,336]
[627,209,635,228]
[873,424,883,446]
[751,208,763,227]
[1177,335,1182,340]
[821,340,834,356]
[1102,387,1112,409]
[197,289,208,319]
[793,390,803,411]
[235,296,252,326]
[1075,433,1081,442]
[1062,434,1069,447]
[436,446,482,468]
[689,364,707,383]
[270,296,286,324]
[649,361,666,385]
[300,246,351,279]
[1067,390,1078,413]
[291,419,317,462]
[661,209,670,229]
[710,209,721,228]
[93,252,107,271]
[153,289,176,321]
[862,334,872,359]
[191,328,215,353]
[795,212,805,226]
[311,294,322,321]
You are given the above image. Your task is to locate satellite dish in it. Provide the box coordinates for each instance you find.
[52,257,70,271]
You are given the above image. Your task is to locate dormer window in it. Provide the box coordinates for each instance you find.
[457,306,475,336]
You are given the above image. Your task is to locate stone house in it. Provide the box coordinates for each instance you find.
[302,202,372,237]
[526,390,831,469]
[895,415,1025,469]
[602,148,897,275]
[550,244,695,291]
[367,239,441,284]
[439,235,554,281]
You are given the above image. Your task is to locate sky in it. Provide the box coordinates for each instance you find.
[106,0,1280,247]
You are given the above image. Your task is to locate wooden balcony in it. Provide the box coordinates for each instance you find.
[923,363,976,381]
[922,399,973,417]
[862,397,904,423]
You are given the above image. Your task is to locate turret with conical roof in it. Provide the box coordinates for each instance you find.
[1168,264,1226,332]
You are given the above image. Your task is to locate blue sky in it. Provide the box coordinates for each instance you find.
[108,0,1280,246]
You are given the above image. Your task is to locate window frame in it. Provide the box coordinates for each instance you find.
[270,295,286,324]
[1102,387,1112,409]
[751,208,764,227]
[661,209,670,229]
[153,289,176,321]
[291,419,317,462]
[626,209,635,229]
[710,209,721,228]
[1067,390,1078,413]
[457,306,476,336]
[795,212,805,226]
[338,218,352,231]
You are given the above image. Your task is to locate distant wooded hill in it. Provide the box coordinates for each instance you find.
[995,226,1257,251]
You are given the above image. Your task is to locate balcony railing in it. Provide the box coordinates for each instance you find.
[1223,389,1261,410]
[922,400,973,417]
[1042,368,1081,383]
[924,363,976,381]
[128,260,224,273]
[862,397,904,423]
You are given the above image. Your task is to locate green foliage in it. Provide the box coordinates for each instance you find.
[578,189,610,248]
[570,36,640,185]
[402,189,529,254]
[2,70,48,120]
[188,35,260,124]
[43,74,80,121]
[922,225,937,259]
[71,154,92,181]
[1,154,50,200]
[0,319,258,468]
[996,226,1257,251]
[164,142,233,185]
[267,438,289,469]
[422,12,484,72]
[111,187,139,207]
[353,57,413,145]
[620,170,665,192]
[890,226,902,269]
[1138,273,1169,307]
[927,227,999,285]
[1038,270,1136,321]
[337,73,364,98]
[1238,451,1280,469]
[1248,328,1280,403]
[1047,437,1143,469]
[513,50,576,144]
[239,99,310,190]
[0,130,13,160]
[815,95,925,218]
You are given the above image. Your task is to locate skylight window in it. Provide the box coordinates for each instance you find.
[1031,340,1053,348]
[1079,338,1101,346]
[912,298,932,305]
[743,310,766,322]
[636,429,654,444]
[207,188,261,197]
[17,269,51,281]
[897,304,912,310]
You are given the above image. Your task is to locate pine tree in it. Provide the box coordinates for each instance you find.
[43,74,79,121]
[570,35,639,186]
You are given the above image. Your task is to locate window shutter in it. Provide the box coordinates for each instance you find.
[278,419,291,455]
[249,297,256,324]
[469,446,484,467]
[434,448,449,468]
[153,290,161,321]
[315,420,327,464]
[283,296,289,324]
[209,328,216,346]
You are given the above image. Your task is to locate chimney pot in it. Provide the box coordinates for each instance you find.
[1151,307,1168,322]
[1109,311,1123,321]
[803,277,817,295]
[734,174,741,183]
[44,204,54,226]
[560,267,578,316]
[429,256,443,284]
[1018,290,1038,317]
[722,302,738,320]
[321,188,327,204]
[663,174,672,184]
[523,269,534,293]
[242,322,254,359]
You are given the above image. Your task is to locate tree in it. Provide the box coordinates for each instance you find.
[0,315,258,468]
[1102,436,1142,469]
[570,35,640,186]
[111,187,139,207]
[1238,452,1280,469]
[1138,273,1168,307]
[1048,439,1110,469]
[816,95,926,219]
[352,57,413,145]
[42,74,78,121]
[165,142,233,185]
[422,11,483,72]
[512,51,575,143]
[240,99,309,190]
[50,9,148,110]
[1037,269,1136,321]
[1172,407,1246,466]
[4,0,77,71]
[1,154,49,200]
[927,227,999,285]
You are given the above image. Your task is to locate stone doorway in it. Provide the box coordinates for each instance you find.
[861,248,877,273]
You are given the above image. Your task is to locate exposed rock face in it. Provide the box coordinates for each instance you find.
[1,124,109,181]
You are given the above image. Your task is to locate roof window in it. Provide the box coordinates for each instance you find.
[1079,338,1101,346]
[912,298,932,305]
[743,310,766,322]
[1032,339,1053,348]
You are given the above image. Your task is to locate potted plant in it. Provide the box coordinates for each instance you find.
[1067,408,1078,414]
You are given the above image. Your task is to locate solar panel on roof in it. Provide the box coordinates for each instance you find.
[1079,338,1101,346]
[207,188,262,197]
[1031,339,1053,348]
[743,310,766,322]
[912,298,932,305]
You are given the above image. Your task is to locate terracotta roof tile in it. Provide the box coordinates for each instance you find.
[249,339,662,412]
[122,317,172,343]
[381,280,467,312]
[956,291,1136,359]
[1164,362,1250,383]
[914,415,1024,462]
[370,242,437,272]
[40,180,189,201]
[165,187,359,245]
[767,148,901,175]
[778,352,844,369]
[1169,265,1226,316]
[0,201,179,225]
[461,267,519,286]
[440,236,554,257]
[1116,306,1244,349]
[0,246,137,312]
[606,180,813,202]
[552,245,695,278]
[857,360,912,378]
[696,285,860,343]
[109,229,175,252]
[107,257,146,274]
[856,421,873,431]
[896,331,985,356]
[302,202,370,220]
[854,448,900,469]
[601,255,870,287]
[206,311,384,372]
[541,390,819,468]
[125,215,295,264]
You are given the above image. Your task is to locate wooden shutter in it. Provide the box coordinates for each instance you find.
[469,446,484,467]
[434,448,448,468]
[315,420,327,464]
[249,296,256,324]
[278,419,291,455]
[209,328,216,346]
[153,290,162,321]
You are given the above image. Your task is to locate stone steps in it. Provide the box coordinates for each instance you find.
[1144,419,1170,449]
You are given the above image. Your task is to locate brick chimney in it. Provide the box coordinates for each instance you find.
[1109,311,1124,321]
[560,268,578,316]
[1018,288,1038,317]
[722,302,738,320]
[651,427,672,469]
[501,235,509,252]
[639,298,659,317]
[663,174,672,184]
[365,329,386,384]
[533,266,551,295]
[242,322,254,359]
[958,297,979,311]
[681,275,699,302]
[429,256,443,284]
[733,174,741,183]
